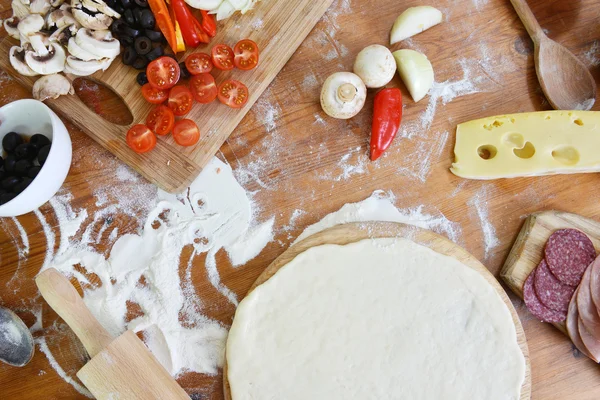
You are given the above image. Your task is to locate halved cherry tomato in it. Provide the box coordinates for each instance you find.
[172,119,200,146]
[147,56,180,90]
[185,53,213,75]
[217,79,249,109]
[141,83,169,104]
[167,85,194,116]
[211,44,234,71]
[233,39,259,71]
[146,105,175,136]
[126,125,157,153]
[189,74,217,104]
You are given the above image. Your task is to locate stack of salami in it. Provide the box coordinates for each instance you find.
[524,229,600,361]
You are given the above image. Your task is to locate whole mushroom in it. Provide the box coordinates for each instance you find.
[320,72,367,120]
[353,44,396,89]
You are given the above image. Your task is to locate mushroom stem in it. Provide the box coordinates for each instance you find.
[337,83,357,103]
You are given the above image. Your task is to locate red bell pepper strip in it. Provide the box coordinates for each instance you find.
[200,10,217,37]
[147,0,178,53]
[370,88,403,161]
[171,0,210,47]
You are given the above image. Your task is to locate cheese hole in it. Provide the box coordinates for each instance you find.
[574,118,584,126]
[552,146,580,166]
[503,133,524,148]
[513,142,535,159]
[477,145,497,160]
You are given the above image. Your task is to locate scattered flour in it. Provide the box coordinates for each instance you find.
[313,113,326,126]
[582,41,599,67]
[322,146,369,182]
[468,186,499,260]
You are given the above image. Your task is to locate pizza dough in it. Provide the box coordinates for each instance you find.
[226,238,526,400]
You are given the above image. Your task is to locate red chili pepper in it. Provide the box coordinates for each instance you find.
[200,10,217,37]
[171,0,210,47]
[370,88,403,161]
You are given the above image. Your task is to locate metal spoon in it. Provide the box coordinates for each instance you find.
[0,306,34,367]
[510,0,597,110]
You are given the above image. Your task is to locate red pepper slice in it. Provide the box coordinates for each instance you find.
[171,0,210,47]
[200,10,217,37]
[370,88,403,161]
[148,0,178,53]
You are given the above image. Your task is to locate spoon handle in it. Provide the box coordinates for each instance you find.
[510,0,545,44]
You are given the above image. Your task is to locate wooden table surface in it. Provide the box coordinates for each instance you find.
[1,0,599,398]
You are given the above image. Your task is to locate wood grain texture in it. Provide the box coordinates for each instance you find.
[501,211,600,336]
[0,0,335,193]
[223,222,532,400]
[1,0,600,398]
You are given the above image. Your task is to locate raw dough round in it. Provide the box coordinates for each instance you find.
[226,238,526,400]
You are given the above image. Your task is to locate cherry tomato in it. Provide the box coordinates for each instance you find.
[167,85,194,116]
[172,119,200,146]
[233,39,259,71]
[211,44,234,71]
[146,105,175,136]
[147,56,180,90]
[189,74,217,104]
[185,53,213,75]
[141,83,169,104]
[126,125,156,153]
[217,79,249,109]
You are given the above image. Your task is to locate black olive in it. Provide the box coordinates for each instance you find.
[179,62,191,79]
[2,132,23,153]
[27,166,42,179]
[0,192,16,205]
[139,9,155,29]
[121,0,133,8]
[144,29,163,42]
[14,143,37,160]
[134,0,148,7]
[111,19,127,35]
[29,133,51,150]
[137,71,148,86]
[12,177,32,194]
[121,26,141,38]
[122,46,137,65]
[113,4,125,15]
[38,144,51,166]
[0,155,3,167]
[132,56,149,70]
[123,9,135,26]
[119,35,134,46]
[4,154,16,173]
[134,36,152,55]
[1,176,20,190]
[14,159,32,176]
[105,0,116,7]
[145,46,164,61]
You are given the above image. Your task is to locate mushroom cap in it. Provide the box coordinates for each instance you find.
[4,18,21,40]
[320,72,367,120]
[353,44,396,89]
[29,0,51,15]
[32,73,74,101]
[72,8,112,30]
[11,0,31,19]
[75,28,120,59]
[9,46,39,76]
[17,13,44,36]
[25,43,66,74]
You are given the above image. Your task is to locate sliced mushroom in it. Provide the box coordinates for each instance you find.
[66,55,111,75]
[75,28,119,59]
[11,0,30,18]
[46,8,79,29]
[72,8,112,30]
[25,42,66,74]
[32,73,74,101]
[51,0,64,7]
[64,63,91,76]
[48,24,74,46]
[9,46,39,76]
[67,36,101,60]
[81,0,120,18]
[17,13,44,36]
[3,17,21,40]
[29,0,51,15]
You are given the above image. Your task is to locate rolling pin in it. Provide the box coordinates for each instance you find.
[36,268,190,400]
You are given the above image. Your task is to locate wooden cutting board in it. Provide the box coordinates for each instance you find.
[500,210,600,334]
[223,221,532,400]
[0,1,334,193]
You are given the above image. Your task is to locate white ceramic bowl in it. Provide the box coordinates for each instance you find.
[0,99,72,217]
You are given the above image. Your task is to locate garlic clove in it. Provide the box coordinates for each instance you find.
[393,49,434,103]
[390,6,443,45]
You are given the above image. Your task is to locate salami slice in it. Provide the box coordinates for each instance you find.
[578,317,600,363]
[576,263,600,340]
[566,287,593,360]
[523,270,567,323]
[589,255,600,312]
[533,259,576,313]
[544,229,596,286]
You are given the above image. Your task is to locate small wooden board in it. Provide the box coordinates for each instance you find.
[223,221,531,400]
[500,210,600,334]
[0,1,334,193]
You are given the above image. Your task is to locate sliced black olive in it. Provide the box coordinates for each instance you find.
[122,46,137,65]
[15,143,37,160]
[27,166,41,179]
[132,7,143,24]
[134,0,148,7]
[119,35,134,46]
[1,176,20,190]
[123,9,135,26]
[105,0,116,7]
[132,56,149,70]
[179,62,191,79]
[144,29,163,42]
[0,192,16,205]
[113,4,125,14]
[12,177,32,194]
[111,19,127,35]
[121,26,141,38]
[14,159,32,176]
[137,71,148,86]
[134,36,152,55]
[2,132,23,153]
[29,133,51,150]
[4,154,16,173]
[38,144,51,166]
[139,9,155,29]
[145,46,164,61]
[121,0,133,8]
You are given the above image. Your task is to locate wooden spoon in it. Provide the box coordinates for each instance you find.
[510,0,597,110]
